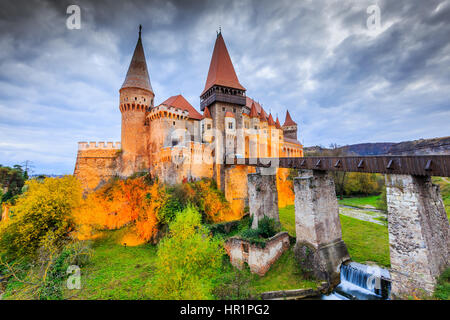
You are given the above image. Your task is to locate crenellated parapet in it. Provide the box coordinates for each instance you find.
[147,104,190,121]
[78,141,121,150]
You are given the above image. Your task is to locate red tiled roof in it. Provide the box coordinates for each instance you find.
[203,106,212,119]
[283,110,297,127]
[201,33,246,95]
[225,111,235,118]
[275,117,282,129]
[267,114,275,126]
[160,95,203,120]
[121,30,153,93]
[249,102,259,118]
[246,97,268,118]
[259,108,267,122]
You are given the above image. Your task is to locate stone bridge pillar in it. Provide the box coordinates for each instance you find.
[294,170,350,286]
[247,167,279,229]
[386,174,449,298]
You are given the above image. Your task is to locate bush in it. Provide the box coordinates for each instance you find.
[0,176,82,259]
[149,206,224,299]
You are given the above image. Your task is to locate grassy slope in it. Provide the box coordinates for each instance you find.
[70,233,157,300]
[279,205,390,268]
[338,195,382,210]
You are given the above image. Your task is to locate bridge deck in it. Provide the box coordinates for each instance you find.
[233,155,450,177]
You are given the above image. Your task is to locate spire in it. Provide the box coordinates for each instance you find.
[268,113,275,126]
[121,25,153,93]
[203,106,212,119]
[259,108,267,122]
[249,102,259,118]
[283,110,297,127]
[275,117,281,129]
[201,32,246,95]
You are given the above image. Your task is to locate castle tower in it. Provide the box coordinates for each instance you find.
[282,110,298,140]
[200,31,246,190]
[119,26,154,174]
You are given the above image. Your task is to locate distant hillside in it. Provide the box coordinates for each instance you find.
[305,136,450,156]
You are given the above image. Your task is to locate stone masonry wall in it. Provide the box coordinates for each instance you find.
[386,174,450,297]
[293,170,350,285]
[247,168,279,229]
[224,232,290,276]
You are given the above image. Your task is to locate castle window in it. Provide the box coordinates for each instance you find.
[222,107,225,111]
[233,108,236,113]
[135,97,137,101]
[228,122,233,129]
[207,124,211,130]
[245,122,249,129]
[254,126,258,130]
[173,121,175,126]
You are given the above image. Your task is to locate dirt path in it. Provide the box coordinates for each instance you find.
[339,205,387,226]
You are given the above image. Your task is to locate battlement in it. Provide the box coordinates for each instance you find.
[148,104,190,121]
[78,141,122,150]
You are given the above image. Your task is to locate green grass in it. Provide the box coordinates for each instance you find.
[279,205,390,268]
[247,248,319,293]
[432,177,450,221]
[69,235,157,300]
[279,205,296,237]
[434,268,450,300]
[339,215,390,267]
[338,195,383,210]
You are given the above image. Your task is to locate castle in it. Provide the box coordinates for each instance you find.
[74,27,303,215]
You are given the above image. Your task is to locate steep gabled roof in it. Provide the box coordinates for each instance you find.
[249,102,259,118]
[245,97,268,118]
[267,114,275,126]
[121,26,153,93]
[202,106,212,119]
[201,32,246,95]
[275,117,282,129]
[259,107,267,122]
[283,110,297,127]
[161,95,203,120]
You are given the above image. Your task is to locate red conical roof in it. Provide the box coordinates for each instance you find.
[275,117,281,129]
[225,111,235,118]
[268,114,275,126]
[249,102,259,118]
[259,107,267,122]
[161,95,202,120]
[283,110,297,127]
[121,26,153,93]
[203,106,212,119]
[201,32,246,95]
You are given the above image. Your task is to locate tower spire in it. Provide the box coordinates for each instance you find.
[121,26,153,93]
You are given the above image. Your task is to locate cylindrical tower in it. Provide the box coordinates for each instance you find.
[119,26,154,174]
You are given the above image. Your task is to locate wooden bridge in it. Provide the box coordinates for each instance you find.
[237,155,450,177]
[235,154,450,298]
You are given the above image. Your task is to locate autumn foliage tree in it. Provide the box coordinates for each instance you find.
[0,176,82,258]
[74,177,167,243]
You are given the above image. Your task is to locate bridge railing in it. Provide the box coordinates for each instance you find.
[232,155,450,177]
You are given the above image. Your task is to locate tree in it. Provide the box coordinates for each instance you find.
[149,206,224,299]
[0,176,82,258]
[0,165,27,204]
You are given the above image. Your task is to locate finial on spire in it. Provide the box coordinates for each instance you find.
[139,25,142,38]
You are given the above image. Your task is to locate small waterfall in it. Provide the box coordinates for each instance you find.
[322,262,391,300]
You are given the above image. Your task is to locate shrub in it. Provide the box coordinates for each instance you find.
[149,206,224,299]
[0,176,82,259]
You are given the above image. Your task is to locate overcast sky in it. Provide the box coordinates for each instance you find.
[0,0,449,174]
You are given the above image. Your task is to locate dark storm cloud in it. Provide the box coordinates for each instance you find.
[0,0,449,174]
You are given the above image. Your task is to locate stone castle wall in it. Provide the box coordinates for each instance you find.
[73,142,121,191]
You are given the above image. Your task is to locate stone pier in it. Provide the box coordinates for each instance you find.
[247,168,279,229]
[386,174,449,298]
[293,170,350,286]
